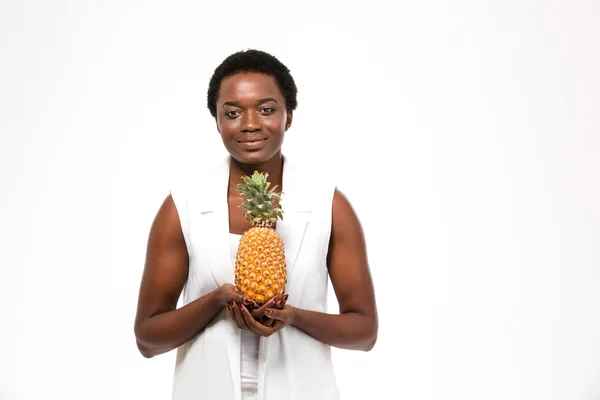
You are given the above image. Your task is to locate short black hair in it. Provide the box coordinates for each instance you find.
[207,49,298,118]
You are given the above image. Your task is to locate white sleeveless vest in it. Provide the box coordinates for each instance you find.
[170,155,340,400]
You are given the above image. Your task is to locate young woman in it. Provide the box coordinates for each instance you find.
[134,49,378,400]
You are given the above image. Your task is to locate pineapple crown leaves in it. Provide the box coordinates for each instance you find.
[236,171,284,223]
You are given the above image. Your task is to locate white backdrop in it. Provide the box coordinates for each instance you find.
[1,1,599,399]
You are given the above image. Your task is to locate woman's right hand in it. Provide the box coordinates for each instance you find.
[220,284,288,332]
[218,284,253,331]
[216,283,246,308]
[230,295,289,336]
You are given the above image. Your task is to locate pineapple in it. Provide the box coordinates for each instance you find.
[234,171,287,307]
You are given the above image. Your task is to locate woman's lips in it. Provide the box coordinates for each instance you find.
[238,138,267,149]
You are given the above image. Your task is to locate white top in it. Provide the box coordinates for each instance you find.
[230,233,260,391]
[170,155,340,400]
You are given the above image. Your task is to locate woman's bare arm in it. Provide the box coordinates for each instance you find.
[133,195,242,358]
[240,189,378,351]
[290,189,378,350]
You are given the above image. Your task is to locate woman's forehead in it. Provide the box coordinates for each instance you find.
[218,72,283,102]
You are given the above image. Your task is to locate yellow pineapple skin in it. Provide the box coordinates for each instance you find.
[234,226,287,306]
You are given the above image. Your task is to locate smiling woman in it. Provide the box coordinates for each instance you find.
[217,73,291,165]
[133,49,378,400]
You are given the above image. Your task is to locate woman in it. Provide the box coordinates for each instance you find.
[134,49,378,400]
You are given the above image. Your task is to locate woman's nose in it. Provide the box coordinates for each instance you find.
[241,111,261,132]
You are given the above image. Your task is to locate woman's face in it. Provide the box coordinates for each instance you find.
[215,72,292,165]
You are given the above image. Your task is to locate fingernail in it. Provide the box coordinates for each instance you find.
[277,301,283,307]
[283,294,289,302]
[265,309,271,315]
[243,297,251,305]
[230,300,235,306]
[225,305,231,312]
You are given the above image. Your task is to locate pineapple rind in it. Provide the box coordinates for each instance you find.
[234,227,287,306]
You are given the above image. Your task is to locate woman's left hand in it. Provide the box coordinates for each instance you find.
[228,299,295,337]
[242,304,296,336]
[226,295,290,334]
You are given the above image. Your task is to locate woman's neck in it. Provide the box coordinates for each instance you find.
[228,153,284,195]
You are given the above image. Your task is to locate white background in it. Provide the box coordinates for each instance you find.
[1,1,599,399]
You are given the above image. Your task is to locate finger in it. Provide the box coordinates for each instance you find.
[262,316,275,327]
[241,295,254,307]
[267,318,286,334]
[256,313,273,326]
[240,304,257,326]
[251,297,278,320]
[271,319,286,330]
[273,294,289,309]
[228,303,244,330]
[264,307,288,322]
[240,305,275,336]
[235,293,247,305]
[229,311,244,330]
[232,301,249,330]
[225,304,243,329]
[226,285,245,304]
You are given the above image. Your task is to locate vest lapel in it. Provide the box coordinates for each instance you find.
[198,155,312,287]
[277,157,312,280]
[197,156,234,287]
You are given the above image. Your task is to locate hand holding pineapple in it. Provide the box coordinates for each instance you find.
[223,170,292,334]
[226,292,291,333]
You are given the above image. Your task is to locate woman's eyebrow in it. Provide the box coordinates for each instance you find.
[256,97,278,105]
[221,98,279,108]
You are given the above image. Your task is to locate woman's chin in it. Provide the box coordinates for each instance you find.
[231,149,281,166]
